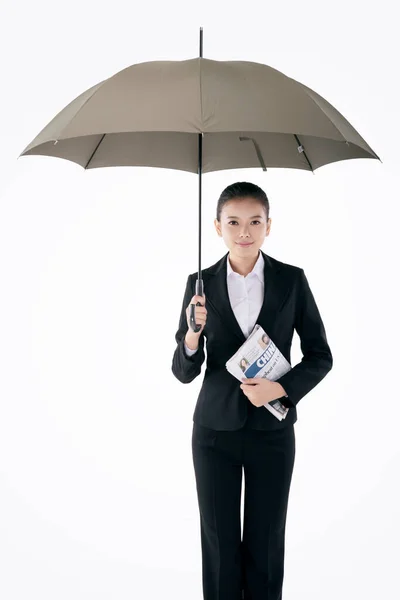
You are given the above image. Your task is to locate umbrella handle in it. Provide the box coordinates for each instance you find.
[189,277,204,333]
[189,302,202,333]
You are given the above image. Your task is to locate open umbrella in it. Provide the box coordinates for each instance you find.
[19,27,380,331]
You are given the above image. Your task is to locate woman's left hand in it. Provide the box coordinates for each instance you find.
[240,378,285,408]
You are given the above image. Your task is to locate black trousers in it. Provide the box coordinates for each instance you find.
[192,420,296,600]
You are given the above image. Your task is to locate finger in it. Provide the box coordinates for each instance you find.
[190,305,207,314]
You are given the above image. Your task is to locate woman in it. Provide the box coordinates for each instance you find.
[171,181,333,600]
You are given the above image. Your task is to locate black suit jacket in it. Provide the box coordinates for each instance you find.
[171,250,333,431]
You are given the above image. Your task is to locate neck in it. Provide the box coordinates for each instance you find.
[228,249,260,276]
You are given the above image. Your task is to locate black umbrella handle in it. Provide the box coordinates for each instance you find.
[189,278,204,333]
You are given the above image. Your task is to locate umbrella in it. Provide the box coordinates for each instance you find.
[19,27,380,332]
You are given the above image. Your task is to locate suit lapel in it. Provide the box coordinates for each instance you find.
[204,250,289,344]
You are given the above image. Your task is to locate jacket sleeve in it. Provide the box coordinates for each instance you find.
[276,269,333,407]
[171,274,206,383]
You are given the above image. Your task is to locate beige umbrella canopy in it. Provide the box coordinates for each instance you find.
[19,58,379,172]
[19,28,380,330]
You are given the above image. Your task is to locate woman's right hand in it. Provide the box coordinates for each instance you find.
[186,294,207,334]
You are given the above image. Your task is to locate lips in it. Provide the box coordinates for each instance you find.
[237,242,253,247]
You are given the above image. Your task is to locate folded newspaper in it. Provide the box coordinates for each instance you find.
[225,324,292,421]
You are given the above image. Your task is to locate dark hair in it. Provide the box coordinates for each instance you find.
[216,181,270,222]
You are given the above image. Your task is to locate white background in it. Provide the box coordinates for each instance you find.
[1,1,399,599]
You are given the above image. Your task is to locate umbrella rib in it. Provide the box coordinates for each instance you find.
[85,134,106,169]
[239,137,267,171]
[294,134,313,172]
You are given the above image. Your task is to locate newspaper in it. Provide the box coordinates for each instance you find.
[225,324,292,421]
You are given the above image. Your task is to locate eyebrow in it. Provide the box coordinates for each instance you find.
[225,215,264,219]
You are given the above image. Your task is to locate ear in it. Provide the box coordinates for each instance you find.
[214,218,222,236]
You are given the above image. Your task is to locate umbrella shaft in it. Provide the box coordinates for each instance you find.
[195,26,204,300]
[197,132,202,285]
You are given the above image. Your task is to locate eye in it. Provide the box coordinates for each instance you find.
[228,220,261,225]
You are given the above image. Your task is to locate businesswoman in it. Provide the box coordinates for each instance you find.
[171,181,333,600]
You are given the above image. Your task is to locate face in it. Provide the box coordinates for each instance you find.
[214,197,271,257]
